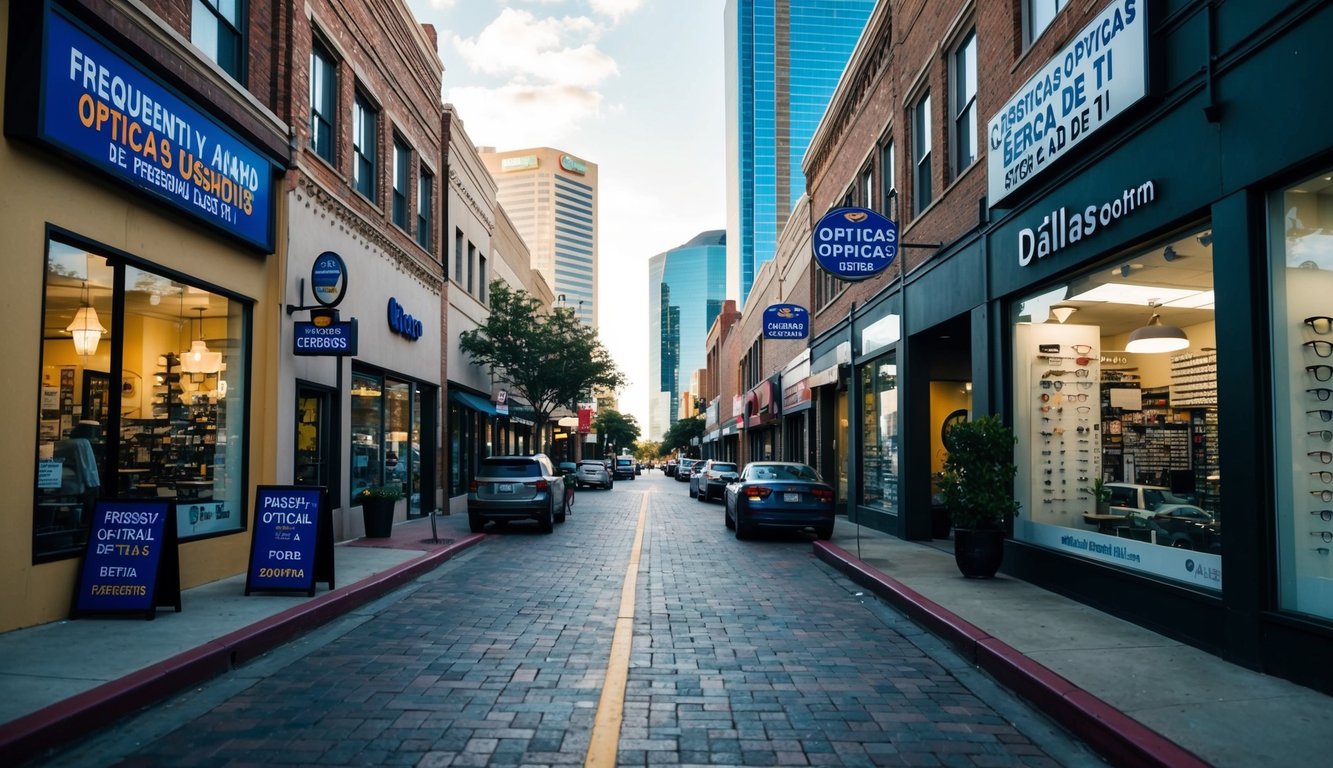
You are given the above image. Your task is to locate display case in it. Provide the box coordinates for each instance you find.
[118,353,219,500]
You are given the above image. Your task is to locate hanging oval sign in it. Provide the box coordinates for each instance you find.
[311,251,348,307]
[762,303,810,339]
[812,207,898,281]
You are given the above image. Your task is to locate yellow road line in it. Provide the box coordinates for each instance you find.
[584,492,649,768]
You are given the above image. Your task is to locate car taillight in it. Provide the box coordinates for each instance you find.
[469,480,479,492]
[812,488,833,502]
[534,480,549,491]
[744,486,772,499]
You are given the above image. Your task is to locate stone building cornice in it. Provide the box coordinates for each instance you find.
[449,167,496,233]
[295,174,443,292]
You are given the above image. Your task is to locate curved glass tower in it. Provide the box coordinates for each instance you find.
[648,231,727,439]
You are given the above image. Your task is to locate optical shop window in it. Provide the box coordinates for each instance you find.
[1012,226,1221,591]
[35,239,248,561]
[1273,167,1333,622]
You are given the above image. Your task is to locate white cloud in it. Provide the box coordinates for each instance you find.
[445,82,605,149]
[452,8,617,88]
[588,0,644,23]
[423,0,456,9]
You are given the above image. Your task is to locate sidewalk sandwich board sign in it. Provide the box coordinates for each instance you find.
[245,486,334,596]
[73,501,181,620]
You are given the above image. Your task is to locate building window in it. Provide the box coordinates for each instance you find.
[859,354,898,514]
[352,91,377,200]
[467,242,476,295]
[952,29,978,176]
[860,166,874,209]
[1273,167,1333,620]
[1010,223,1220,590]
[454,228,463,283]
[417,168,433,251]
[351,369,434,516]
[1027,0,1068,45]
[308,40,336,164]
[913,91,933,214]
[35,237,250,561]
[392,136,410,230]
[478,254,487,302]
[880,140,896,216]
[192,0,243,81]
[816,266,845,311]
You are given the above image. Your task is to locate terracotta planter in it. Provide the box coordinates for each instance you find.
[953,527,1004,579]
[361,497,396,538]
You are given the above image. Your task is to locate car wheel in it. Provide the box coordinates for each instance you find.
[468,511,485,534]
[697,486,708,502]
[689,484,696,498]
[725,501,735,530]
[556,493,567,524]
[539,501,554,534]
[734,502,753,540]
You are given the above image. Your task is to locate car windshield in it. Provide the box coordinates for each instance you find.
[747,463,820,481]
[479,459,540,478]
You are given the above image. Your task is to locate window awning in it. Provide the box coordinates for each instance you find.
[449,388,496,416]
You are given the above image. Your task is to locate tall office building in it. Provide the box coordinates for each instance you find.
[480,148,598,326]
[725,0,875,305]
[648,231,727,440]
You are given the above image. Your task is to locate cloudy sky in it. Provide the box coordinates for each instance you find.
[406,0,728,435]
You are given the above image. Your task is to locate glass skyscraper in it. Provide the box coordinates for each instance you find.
[648,231,727,440]
[725,0,875,305]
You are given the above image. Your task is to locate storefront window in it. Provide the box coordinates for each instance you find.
[859,355,899,514]
[1273,168,1333,620]
[35,239,249,560]
[351,368,432,512]
[1011,227,1221,591]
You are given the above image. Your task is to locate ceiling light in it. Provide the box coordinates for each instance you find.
[1163,246,1178,261]
[1126,302,1189,354]
[66,282,106,357]
[179,308,222,374]
[1067,283,1201,306]
[1050,305,1078,324]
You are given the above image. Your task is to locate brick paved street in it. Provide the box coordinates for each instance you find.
[40,473,1100,767]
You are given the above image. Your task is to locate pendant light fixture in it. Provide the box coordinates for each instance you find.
[1126,301,1189,354]
[180,307,222,374]
[1050,305,1078,324]
[66,281,106,356]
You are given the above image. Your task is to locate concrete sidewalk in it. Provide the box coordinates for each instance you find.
[818,521,1333,768]
[3,512,1330,767]
[0,514,485,765]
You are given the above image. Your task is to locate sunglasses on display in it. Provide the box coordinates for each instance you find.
[1312,531,1333,542]
[1313,490,1333,502]
[1040,380,1064,390]
[1070,344,1094,354]
[1305,340,1333,358]
[1042,370,1069,378]
[1308,365,1333,382]
[1071,368,1091,378]
[1309,388,1333,401]
[1076,380,1095,390]
[1067,393,1090,402]
[1310,430,1333,441]
[1312,452,1333,465]
[1305,316,1333,334]
[1076,406,1093,414]
[1313,510,1333,521]
[1310,410,1333,422]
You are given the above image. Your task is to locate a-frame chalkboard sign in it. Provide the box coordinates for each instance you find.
[73,501,181,620]
[245,486,334,596]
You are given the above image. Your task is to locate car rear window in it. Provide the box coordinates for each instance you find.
[711,463,738,472]
[480,459,540,478]
[579,461,604,468]
[616,458,633,465]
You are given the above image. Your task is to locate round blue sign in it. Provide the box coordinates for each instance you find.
[311,251,348,307]
[812,207,898,281]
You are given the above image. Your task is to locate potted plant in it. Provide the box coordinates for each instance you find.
[936,414,1019,578]
[1085,477,1112,516]
[359,484,403,538]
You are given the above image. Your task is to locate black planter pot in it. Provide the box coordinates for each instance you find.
[953,527,1004,579]
[362,498,396,538]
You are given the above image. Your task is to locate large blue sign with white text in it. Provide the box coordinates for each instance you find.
[762,304,810,339]
[247,487,322,593]
[812,207,898,281]
[294,320,358,356]
[38,8,275,250]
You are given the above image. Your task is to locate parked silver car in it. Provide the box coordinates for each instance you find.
[691,460,740,502]
[574,459,614,489]
[467,454,567,534]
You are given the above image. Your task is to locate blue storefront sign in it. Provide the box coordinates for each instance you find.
[74,500,173,615]
[294,320,358,355]
[246,487,322,594]
[387,297,423,341]
[763,303,810,339]
[812,207,898,281]
[35,7,275,251]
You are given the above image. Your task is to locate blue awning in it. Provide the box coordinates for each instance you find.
[449,389,496,416]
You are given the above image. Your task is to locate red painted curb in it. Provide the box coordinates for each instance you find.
[813,540,1210,768]
[0,533,484,766]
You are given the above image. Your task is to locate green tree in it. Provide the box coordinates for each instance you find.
[635,440,662,461]
[593,410,641,456]
[460,281,625,451]
[661,416,705,457]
